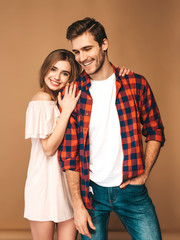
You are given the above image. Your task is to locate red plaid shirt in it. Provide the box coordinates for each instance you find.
[58,65,165,209]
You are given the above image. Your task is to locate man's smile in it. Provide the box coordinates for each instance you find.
[81,60,94,67]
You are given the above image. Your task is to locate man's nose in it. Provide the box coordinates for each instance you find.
[79,51,87,63]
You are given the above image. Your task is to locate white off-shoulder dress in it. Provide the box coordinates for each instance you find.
[24,101,73,222]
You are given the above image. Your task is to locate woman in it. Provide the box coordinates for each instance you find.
[24,49,131,240]
[24,49,81,240]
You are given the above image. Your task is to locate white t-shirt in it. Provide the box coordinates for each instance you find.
[89,73,124,187]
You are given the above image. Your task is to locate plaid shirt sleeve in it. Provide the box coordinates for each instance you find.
[139,76,165,146]
[58,99,80,172]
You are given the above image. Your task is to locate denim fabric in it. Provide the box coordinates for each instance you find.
[81,181,162,240]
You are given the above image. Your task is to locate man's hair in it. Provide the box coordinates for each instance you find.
[66,17,107,46]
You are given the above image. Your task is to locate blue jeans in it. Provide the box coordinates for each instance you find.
[81,181,162,240]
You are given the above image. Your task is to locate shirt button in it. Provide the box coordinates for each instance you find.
[86,113,89,115]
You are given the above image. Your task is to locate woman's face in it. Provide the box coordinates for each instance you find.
[44,60,71,91]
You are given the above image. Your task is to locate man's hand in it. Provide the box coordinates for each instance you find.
[65,171,95,237]
[74,205,96,239]
[120,141,161,189]
[120,172,148,189]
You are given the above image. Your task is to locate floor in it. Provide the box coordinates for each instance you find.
[0,231,180,240]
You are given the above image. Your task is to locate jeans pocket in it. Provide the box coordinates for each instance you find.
[125,184,146,196]
[128,183,145,188]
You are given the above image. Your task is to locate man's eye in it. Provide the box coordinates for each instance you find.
[85,48,91,51]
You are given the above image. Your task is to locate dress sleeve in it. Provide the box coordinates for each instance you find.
[25,101,60,139]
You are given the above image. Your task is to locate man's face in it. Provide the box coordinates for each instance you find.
[72,32,108,78]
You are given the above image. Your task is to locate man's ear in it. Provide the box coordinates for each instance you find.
[102,38,108,52]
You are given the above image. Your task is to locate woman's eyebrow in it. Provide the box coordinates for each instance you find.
[52,66,58,69]
[62,70,70,74]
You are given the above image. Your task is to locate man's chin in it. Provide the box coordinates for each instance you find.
[83,69,94,75]
[84,66,97,75]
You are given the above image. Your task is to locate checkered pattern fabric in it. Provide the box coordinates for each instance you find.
[58,65,165,209]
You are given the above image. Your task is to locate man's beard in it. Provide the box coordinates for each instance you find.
[88,52,106,77]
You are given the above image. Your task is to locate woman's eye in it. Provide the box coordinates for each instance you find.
[51,67,56,71]
[63,73,69,76]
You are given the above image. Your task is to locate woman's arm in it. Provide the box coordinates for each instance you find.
[41,83,81,156]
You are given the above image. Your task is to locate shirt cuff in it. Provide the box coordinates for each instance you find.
[145,129,165,146]
[60,156,80,172]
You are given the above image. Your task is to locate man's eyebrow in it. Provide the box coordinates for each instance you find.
[72,45,93,52]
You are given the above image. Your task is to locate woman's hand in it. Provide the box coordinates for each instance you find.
[119,66,133,76]
[58,83,81,115]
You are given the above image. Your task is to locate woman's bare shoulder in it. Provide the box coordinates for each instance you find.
[31,91,52,101]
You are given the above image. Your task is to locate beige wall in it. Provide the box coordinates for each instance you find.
[0,0,179,232]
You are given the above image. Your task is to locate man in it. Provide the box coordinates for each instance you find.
[58,17,165,240]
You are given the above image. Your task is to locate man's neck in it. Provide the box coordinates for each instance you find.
[89,58,113,81]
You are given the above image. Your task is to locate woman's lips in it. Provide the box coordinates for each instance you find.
[50,79,60,86]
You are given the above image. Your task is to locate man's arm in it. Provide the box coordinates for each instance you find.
[121,76,165,188]
[120,140,161,188]
[65,170,95,238]
[58,94,95,238]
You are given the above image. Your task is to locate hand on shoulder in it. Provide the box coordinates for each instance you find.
[31,90,52,101]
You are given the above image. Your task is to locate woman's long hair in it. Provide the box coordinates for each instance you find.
[40,49,81,100]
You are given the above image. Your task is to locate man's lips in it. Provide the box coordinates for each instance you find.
[82,60,93,67]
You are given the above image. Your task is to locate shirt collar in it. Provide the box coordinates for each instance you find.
[81,63,122,89]
[81,70,91,89]
[111,63,122,83]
